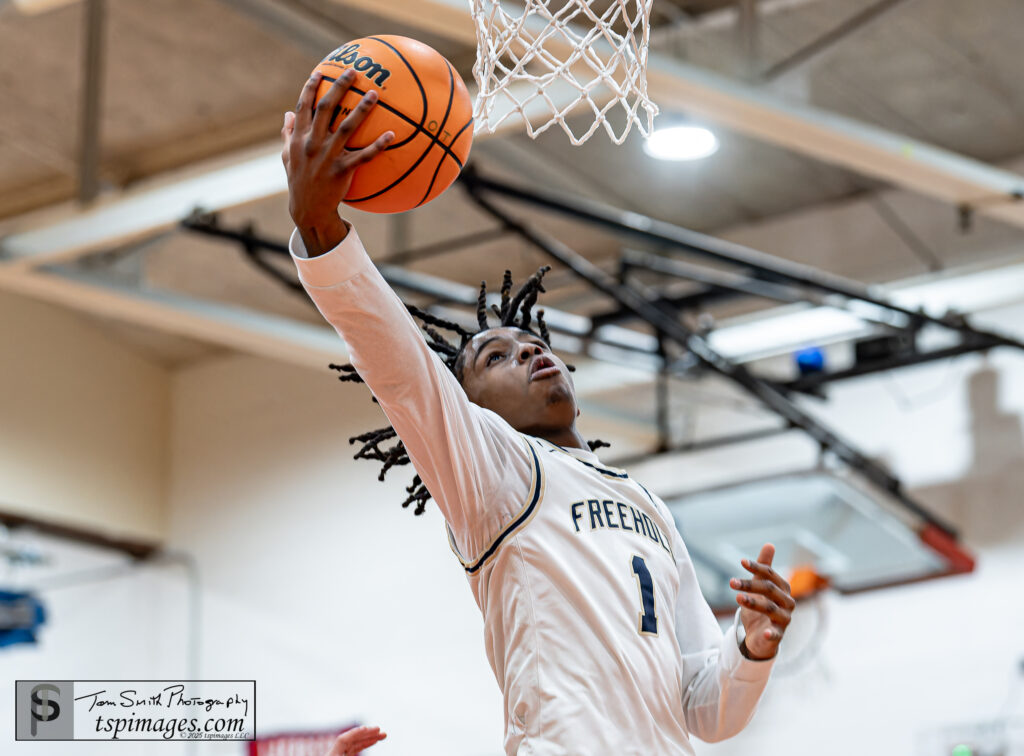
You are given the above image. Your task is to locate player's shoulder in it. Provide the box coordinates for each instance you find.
[528,436,631,480]
[473,402,530,446]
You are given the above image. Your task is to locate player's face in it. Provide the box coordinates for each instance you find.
[459,327,579,434]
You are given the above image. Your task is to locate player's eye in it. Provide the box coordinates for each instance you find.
[486,352,504,365]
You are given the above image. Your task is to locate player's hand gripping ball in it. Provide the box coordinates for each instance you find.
[308,35,474,214]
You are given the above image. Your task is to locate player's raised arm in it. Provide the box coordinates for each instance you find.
[670,525,784,742]
[281,72,533,549]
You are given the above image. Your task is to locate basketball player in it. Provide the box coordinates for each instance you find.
[282,71,794,754]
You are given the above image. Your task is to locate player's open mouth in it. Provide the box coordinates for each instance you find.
[529,356,560,382]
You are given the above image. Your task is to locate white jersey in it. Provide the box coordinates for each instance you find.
[290,226,774,755]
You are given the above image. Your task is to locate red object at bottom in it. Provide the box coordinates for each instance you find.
[248,725,358,756]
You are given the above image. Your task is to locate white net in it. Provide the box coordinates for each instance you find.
[469,0,658,145]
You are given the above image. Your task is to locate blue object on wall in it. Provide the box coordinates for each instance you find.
[0,589,46,649]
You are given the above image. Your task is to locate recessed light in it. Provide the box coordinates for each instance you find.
[643,125,719,161]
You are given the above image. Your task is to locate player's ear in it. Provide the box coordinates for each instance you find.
[576,407,581,417]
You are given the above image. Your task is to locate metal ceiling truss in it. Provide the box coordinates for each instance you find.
[78,0,105,203]
[457,168,1024,543]
[180,212,661,360]
[760,0,919,82]
[461,169,1022,352]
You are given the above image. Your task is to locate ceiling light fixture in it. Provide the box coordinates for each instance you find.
[643,125,719,161]
[12,0,82,15]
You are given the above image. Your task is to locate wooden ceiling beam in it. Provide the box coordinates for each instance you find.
[0,266,350,371]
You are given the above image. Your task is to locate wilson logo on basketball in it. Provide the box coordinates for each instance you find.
[324,43,391,86]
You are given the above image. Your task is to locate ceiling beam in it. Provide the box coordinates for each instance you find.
[211,0,355,57]
[761,0,918,81]
[331,0,475,45]
[0,506,159,559]
[77,0,105,203]
[0,267,350,370]
[0,148,286,271]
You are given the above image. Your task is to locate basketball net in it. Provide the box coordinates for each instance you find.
[469,0,658,145]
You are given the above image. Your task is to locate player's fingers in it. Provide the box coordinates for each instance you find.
[294,72,322,134]
[730,577,795,611]
[341,728,386,752]
[757,543,775,566]
[346,725,380,737]
[741,557,791,596]
[327,727,380,756]
[737,592,791,625]
[281,111,295,165]
[335,130,394,175]
[332,89,381,148]
[350,732,387,748]
[763,627,784,643]
[312,69,356,141]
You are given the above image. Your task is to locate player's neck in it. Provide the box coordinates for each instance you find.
[538,426,589,452]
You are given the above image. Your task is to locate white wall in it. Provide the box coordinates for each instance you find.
[0,290,174,756]
[0,290,167,541]
[1,544,194,755]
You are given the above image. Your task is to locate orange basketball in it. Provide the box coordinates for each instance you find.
[311,35,474,214]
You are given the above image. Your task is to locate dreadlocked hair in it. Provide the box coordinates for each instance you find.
[330,266,608,515]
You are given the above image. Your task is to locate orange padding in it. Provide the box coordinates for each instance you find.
[918,523,976,574]
[787,565,831,599]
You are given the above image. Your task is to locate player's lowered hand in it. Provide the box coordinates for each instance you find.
[730,543,794,660]
[281,70,394,256]
[326,725,387,755]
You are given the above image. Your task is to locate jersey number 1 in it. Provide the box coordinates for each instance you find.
[631,555,658,635]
